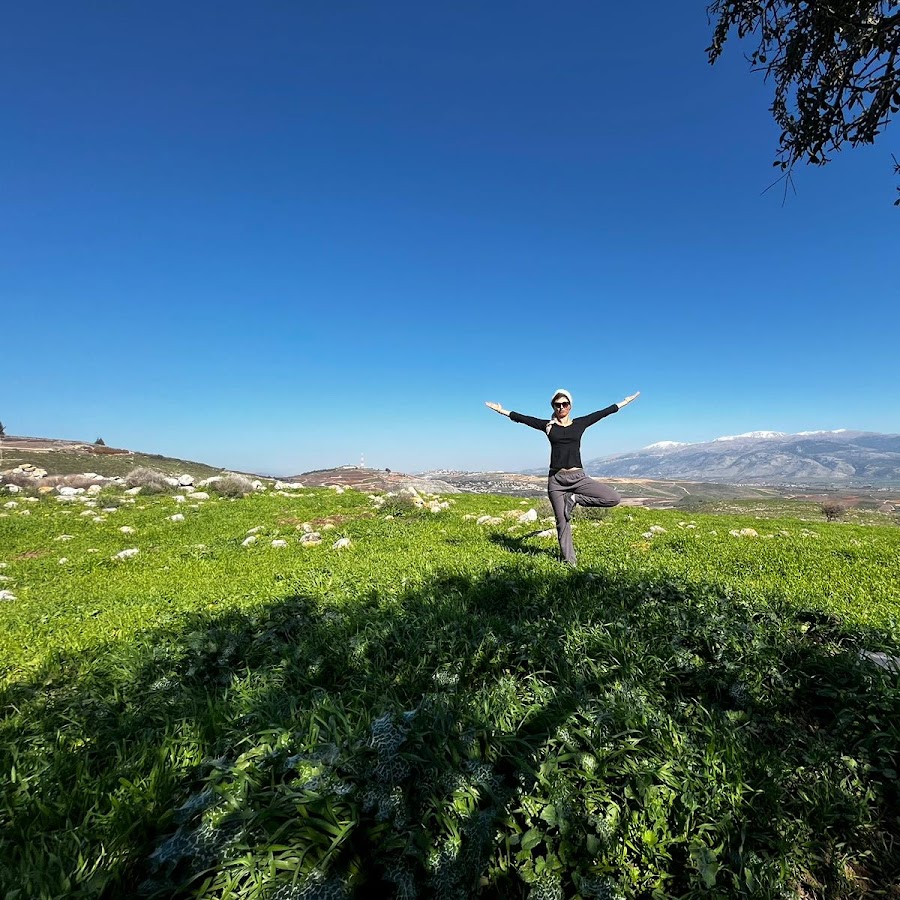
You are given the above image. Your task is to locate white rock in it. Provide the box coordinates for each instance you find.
[476,515,503,526]
[57,486,83,496]
[241,535,258,547]
[271,539,288,548]
[330,485,345,494]
[119,526,136,534]
[300,532,322,545]
[92,517,105,523]
[859,650,900,674]
[3,501,17,509]
[80,510,95,517]
[197,477,221,487]
[246,526,262,534]
[59,558,68,565]
[56,534,74,541]
[730,528,758,537]
[322,523,336,530]
[333,537,352,550]
[0,590,16,601]
[649,525,667,534]
[174,495,186,503]
[252,481,265,492]
[518,508,538,524]
[536,529,555,538]
[124,487,142,496]
[642,531,655,539]
[169,514,185,522]
[87,484,102,495]
[115,548,139,560]
[6,485,21,493]
[190,492,210,501]
[178,474,194,486]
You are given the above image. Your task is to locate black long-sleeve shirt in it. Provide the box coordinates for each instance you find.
[509,405,619,475]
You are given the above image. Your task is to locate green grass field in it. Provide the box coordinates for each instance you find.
[1,486,899,898]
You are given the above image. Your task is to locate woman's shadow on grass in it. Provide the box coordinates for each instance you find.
[488,531,561,560]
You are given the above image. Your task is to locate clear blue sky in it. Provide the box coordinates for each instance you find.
[2,2,896,475]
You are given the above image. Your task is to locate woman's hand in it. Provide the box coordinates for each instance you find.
[617,392,640,408]
[485,402,510,416]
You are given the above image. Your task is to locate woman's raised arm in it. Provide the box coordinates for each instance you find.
[484,402,511,417]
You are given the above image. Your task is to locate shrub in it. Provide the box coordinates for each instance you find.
[2,472,40,490]
[573,505,610,521]
[209,475,256,498]
[533,498,608,521]
[94,437,105,446]
[96,487,121,508]
[378,494,428,517]
[820,500,849,522]
[125,467,173,495]
[0,473,41,497]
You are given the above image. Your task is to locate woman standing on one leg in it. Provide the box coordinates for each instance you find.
[485,388,640,566]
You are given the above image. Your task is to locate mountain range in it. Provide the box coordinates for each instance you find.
[577,430,900,486]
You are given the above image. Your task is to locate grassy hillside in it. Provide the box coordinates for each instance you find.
[1,487,899,898]
[0,445,229,480]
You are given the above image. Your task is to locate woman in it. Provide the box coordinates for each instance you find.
[485,388,640,566]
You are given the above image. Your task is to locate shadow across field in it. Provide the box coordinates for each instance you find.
[1,566,899,899]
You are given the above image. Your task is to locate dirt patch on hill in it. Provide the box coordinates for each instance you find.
[312,513,374,526]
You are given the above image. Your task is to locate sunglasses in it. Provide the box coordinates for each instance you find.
[553,401,571,409]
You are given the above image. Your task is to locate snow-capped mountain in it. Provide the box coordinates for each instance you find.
[582,430,900,485]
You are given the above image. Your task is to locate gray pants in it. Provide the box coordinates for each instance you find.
[548,468,621,565]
